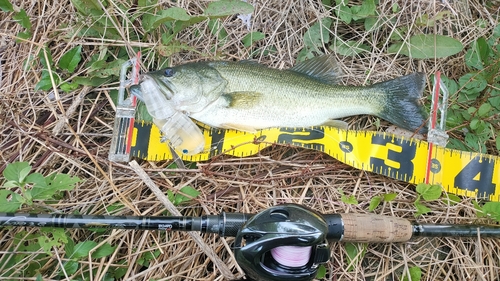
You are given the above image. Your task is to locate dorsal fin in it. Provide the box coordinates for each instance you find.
[289,55,343,84]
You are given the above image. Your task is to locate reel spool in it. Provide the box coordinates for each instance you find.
[234,204,331,281]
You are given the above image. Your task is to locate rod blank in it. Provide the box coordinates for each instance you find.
[0,212,250,237]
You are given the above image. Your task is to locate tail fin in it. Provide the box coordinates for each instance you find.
[374,73,428,134]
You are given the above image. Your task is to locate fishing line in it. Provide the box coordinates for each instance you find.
[270,246,312,267]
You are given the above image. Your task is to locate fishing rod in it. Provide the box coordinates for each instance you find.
[2,204,500,281]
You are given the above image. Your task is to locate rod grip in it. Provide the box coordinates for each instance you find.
[340,213,413,243]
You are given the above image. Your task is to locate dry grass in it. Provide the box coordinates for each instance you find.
[1,0,500,280]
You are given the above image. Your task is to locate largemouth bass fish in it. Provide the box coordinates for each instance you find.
[131,55,428,153]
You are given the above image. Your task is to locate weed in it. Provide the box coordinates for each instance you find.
[475,201,500,222]
[0,163,118,279]
[338,188,358,205]
[299,1,462,61]
[444,24,500,154]
[0,1,32,40]
[413,183,442,217]
[368,192,397,211]
[0,162,81,212]
[167,185,201,206]
[345,242,367,271]
[402,266,422,281]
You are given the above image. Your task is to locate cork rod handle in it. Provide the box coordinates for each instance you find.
[340,213,413,243]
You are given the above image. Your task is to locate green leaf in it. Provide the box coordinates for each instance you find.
[156,42,197,57]
[383,193,397,201]
[482,202,500,222]
[414,200,431,217]
[345,243,366,271]
[13,9,31,29]
[39,47,54,68]
[388,34,463,59]
[64,236,75,258]
[345,242,357,271]
[26,172,46,186]
[242,31,265,47]
[465,48,484,70]
[475,37,490,64]
[89,58,127,78]
[47,173,81,191]
[143,7,191,31]
[0,0,13,12]
[71,0,104,17]
[30,173,80,200]
[304,17,332,49]
[477,103,492,118]
[496,133,500,152]
[16,31,32,41]
[71,241,98,259]
[92,243,117,259]
[72,76,110,87]
[341,194,358,205]
[61,260,79,275]
[167,190,175,203]
[174,186,200,205]
[208,19,228,43]
[204,0,254,17]
[137,249,161,266]
[444,193,461,205]
[415,183,442,201]
[38,228,68,253]
[350,0,375,21]
[59,46,82,73]
[35,70,60,91]
[3,161,31,183]
[0,190,22,212]
[3,180,19,188]
[493,23,500,38]
[464,133,485,152]
[138,0,158,7]
[402,266,422,281]
[316,264,327,279]
[60,82,80,92]
[459,73,488,99]
[368,196,382,211]
[331,39,370,56]
[336,4,352,24]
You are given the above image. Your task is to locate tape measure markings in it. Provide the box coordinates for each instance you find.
[129,121,500,202]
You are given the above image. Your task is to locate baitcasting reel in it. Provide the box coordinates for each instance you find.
[233,204,331,281]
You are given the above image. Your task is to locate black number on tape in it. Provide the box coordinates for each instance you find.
[131,122,152,158]
[277,127,325,151]
[369,134,417,181]
[454,155,496,198]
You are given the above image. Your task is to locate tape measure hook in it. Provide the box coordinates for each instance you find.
[108,53,141,162]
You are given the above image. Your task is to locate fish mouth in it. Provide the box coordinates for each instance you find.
[129,74,175,102]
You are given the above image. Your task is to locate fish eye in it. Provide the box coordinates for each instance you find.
[164,68,175,77]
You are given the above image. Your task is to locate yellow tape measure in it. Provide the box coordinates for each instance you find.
[129,121,500,202]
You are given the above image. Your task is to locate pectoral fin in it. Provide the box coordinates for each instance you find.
[222,92,263,109]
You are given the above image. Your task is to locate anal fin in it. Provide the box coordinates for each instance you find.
[321,119,349,130]
[220,123,258,133]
